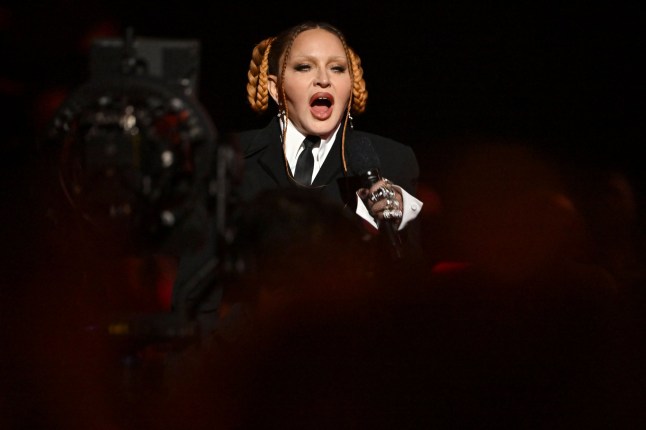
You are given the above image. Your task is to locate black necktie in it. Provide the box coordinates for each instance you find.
[294,135,320,185]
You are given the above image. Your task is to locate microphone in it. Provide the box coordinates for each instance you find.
[347,136,403,259]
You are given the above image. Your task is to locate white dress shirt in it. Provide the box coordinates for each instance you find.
[283,119,423,231]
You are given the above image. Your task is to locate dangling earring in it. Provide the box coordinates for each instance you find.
[348,113,354,129]
[277,108,285,119]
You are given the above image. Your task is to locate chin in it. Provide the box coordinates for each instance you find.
[319,113,344,131]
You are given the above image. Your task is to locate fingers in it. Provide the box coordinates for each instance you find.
[365,178,403,222]
[357,188,371,201]
[367,179,393,201]
[368,185,395,203]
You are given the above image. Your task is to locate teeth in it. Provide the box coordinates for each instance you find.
[311,95,332,107]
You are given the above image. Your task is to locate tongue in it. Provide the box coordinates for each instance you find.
[311,105,332,120]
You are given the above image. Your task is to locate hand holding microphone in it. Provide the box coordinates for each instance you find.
[347,136,404,259]
[360,179,403,225]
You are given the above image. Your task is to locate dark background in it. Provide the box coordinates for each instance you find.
[3,2,644,167]
[2,1,645,258]
[2,3,646,428]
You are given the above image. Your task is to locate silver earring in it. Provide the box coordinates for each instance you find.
[348,113,354,129]
[277,109,285,119]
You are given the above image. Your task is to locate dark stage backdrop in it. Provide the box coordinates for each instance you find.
[4,2,644,181]
[2,1,645,242]
[2,4,645,427]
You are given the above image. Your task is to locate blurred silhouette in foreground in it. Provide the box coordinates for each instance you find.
[148,150,641,427]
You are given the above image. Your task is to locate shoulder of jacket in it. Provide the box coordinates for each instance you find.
[233,118,280,156]
[353,130,410,151]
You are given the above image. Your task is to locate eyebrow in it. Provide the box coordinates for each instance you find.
[290,54,348,63]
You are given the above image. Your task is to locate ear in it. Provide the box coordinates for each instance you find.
[268,74,279,104]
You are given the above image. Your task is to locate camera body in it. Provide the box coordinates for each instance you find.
[89,36,201,97]
[49,33,218,256]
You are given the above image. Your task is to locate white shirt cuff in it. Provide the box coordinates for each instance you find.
[355,186,423,231]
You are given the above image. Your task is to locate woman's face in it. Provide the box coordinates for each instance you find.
[269,28,352,139]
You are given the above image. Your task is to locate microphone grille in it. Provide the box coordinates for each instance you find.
[347,136,381,175]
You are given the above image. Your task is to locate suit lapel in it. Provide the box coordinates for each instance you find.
[255,118,293,187]
[311,128,348,187]
[252,118,352,188]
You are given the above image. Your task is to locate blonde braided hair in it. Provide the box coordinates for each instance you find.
[246,37,275,113]
[245,22,369,175]
[246,23,368,115]
[347,47,367,114]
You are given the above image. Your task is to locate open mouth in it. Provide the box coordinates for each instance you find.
[310,93,334,119]
[311,97,332,108]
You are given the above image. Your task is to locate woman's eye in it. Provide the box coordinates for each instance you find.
[331,66,347,73]
[294,64,311,72]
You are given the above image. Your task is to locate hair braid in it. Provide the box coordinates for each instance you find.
[245,22,371,177]
[348,47,368,114]
[246,37,275,113]
[247,23,368,116]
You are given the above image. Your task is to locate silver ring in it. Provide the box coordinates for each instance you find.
[369,186,389,203]
[369,189,383,203]
[383,209,402,220]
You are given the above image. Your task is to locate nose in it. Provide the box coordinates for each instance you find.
[315,70,330,86]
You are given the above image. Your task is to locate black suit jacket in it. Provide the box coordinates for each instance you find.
[234,116,420,207]
[172,117,422,328]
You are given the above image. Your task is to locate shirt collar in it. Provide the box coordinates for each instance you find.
[283,119,342,166]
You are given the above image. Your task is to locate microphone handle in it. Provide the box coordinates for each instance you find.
[362,169,404,260]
